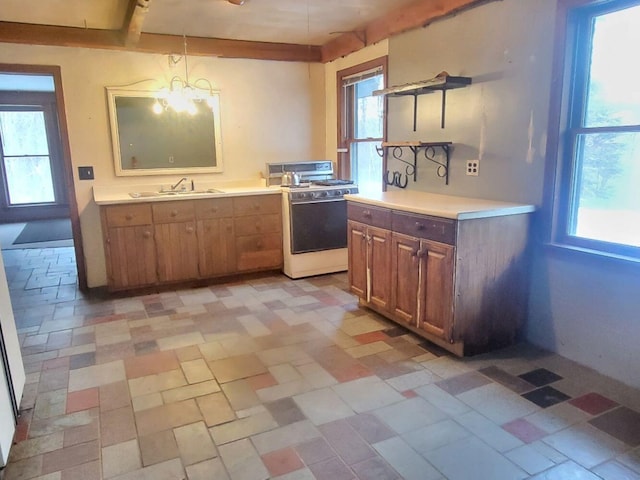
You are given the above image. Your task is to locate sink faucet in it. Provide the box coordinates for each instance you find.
[171,177,188,191]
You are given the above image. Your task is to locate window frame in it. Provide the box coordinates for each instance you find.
[336,56,388,182]
[544,0,640,265]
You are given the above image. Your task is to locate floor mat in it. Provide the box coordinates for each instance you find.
[13,219,72,244]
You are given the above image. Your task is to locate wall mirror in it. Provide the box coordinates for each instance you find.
[106,88,223,176]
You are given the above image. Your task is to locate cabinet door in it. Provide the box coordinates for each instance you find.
[347,221,367,299]
[106,226,157,289]
[391,233,420,325]
[155,221,199,282]
[419,240,455,341]
[198,218,236,276]
[368,225,391,311]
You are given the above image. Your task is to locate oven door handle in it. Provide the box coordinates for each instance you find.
[290,198,346,205]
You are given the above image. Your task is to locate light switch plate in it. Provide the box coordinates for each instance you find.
[78,166,94,180]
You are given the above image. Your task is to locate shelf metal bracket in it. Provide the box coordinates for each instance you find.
[377,142,452,186]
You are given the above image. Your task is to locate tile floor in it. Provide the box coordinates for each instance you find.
[2,246,640,480]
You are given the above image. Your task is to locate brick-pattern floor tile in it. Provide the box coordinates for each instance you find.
[589,407,640,446]
[261,447,304,477]
[319,419,376,465]
[570,393,619,416]
[139,429,180,466]
[5,249,640,480]
[174,421,218,466]
[502,418,548,443]
[41,440,99,475]
[100,406,137,446]
[66,388,99,414]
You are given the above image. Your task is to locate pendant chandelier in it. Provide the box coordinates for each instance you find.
[154,35,216,115]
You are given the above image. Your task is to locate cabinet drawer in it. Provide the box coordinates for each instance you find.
[152,201,195,223]
[347,203,391,229]
[392,211,456,245]
[235,214,281,236]
[105,204,152,227]
[195,198,234,219]
[233,195,280,216]
[236,233,283,271]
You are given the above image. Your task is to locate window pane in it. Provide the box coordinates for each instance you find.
[351,141,382,192]
[571,132,640,247]
[354,75,384,139]
[0,110,50,156]
[585,5,640,127]
[4,156,55,204]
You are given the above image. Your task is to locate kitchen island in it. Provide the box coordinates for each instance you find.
[344,190,536,356]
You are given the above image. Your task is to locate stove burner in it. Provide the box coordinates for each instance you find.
[312,179,354,186]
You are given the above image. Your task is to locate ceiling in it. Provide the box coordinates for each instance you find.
[0,0,490,63]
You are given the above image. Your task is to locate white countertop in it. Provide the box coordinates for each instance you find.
[93,181,281,205]
[344,190,536,220]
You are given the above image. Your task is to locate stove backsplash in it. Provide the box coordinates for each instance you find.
[265,161,335,186]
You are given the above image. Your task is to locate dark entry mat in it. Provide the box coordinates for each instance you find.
[13,219,72,244]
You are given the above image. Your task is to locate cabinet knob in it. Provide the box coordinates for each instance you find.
[256,241,263,249]
[415,222,424,230]
[255,223,262,232]
[170,210,178,217]
[186,226,194,233]
[253,204,260,210]
[363,210,372,218]
[143,231,151,239]
[125,214,133,221]
[211,207,218,213]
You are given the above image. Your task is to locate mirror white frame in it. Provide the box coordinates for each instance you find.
[106,87,224,176]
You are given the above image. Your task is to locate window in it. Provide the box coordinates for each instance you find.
[0,108,56,204]
[337,57,387,193]
[550,0,640,260]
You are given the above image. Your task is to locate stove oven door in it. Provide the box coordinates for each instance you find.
[289,199,348,254]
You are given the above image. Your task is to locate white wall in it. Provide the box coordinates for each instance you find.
[0,45,325,287]
[387,0,640,389]
[387,0,555,204]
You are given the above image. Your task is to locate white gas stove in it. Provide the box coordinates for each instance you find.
[266,161,358,279]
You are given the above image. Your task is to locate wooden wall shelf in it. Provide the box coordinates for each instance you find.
[374,74,472,131]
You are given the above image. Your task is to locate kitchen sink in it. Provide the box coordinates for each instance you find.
[128,188,225,198]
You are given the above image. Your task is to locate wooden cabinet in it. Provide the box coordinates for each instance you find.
[100,193,282,291]
[153,202,199,283]
[196,198,236,277]
[390,232,420,325]
[233,195,282,272]
[347,221,367,299]
[101,204,157,290]
[348,200,531,356]
[347,221,392,312]
[417,238,454,341]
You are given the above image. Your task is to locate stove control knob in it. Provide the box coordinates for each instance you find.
[321,191,329,197]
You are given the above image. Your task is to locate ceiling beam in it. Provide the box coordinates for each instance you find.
[122,0,152,47]
[321,0,501,62]
[0,22,322,62]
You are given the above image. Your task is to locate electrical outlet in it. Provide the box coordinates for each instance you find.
[466,160,479,176]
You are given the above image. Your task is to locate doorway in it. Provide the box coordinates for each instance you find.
[0,65,86,292]
[0,91,69,222]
